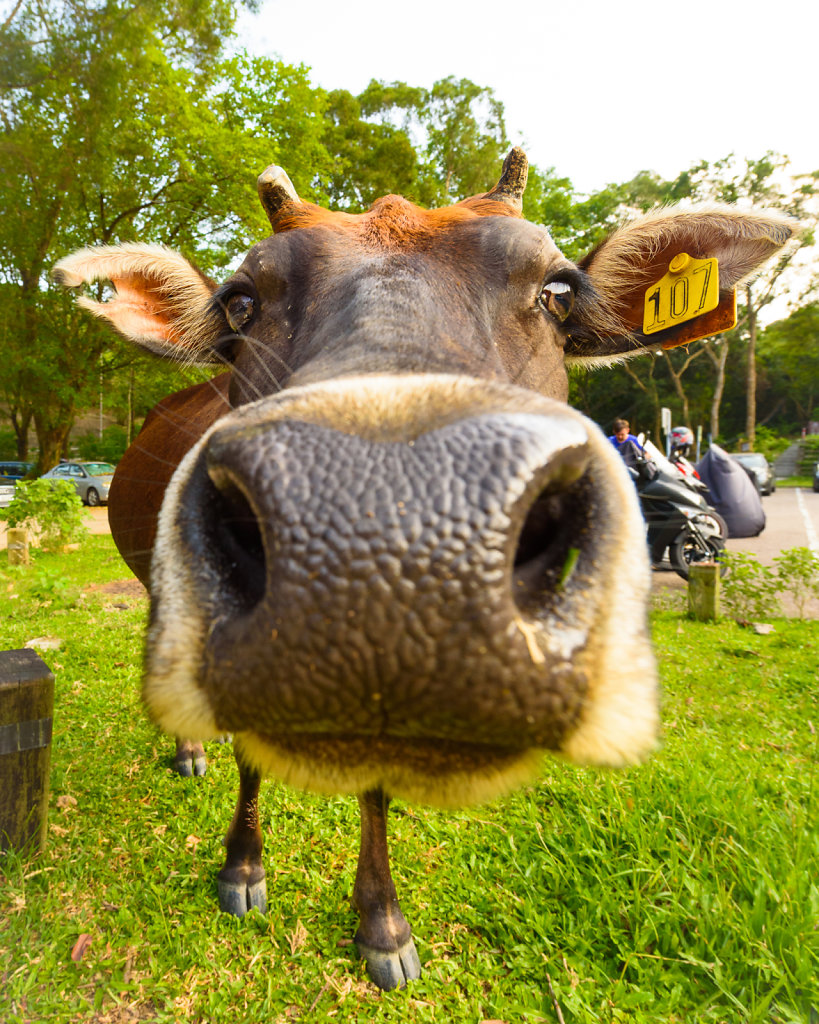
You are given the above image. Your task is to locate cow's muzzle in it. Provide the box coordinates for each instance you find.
[144,375,656,772]
[177,407,603,748]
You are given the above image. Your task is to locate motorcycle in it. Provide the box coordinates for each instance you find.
[628,441,728,580]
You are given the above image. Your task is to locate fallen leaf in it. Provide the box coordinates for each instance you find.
[57,794,78,811]
[24,636,63,651]
[288,920,308,954]
[71,933,92,962]
[185,834,202,853]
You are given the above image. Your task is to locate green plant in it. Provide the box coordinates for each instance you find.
[0,428,21,460]
[74,425,128,464]
[750,426,792,462]
[28,567,80,608]
[720,550,781,621]
[1,478,88,551]
[773,546,819,617]
[798,436,819,476]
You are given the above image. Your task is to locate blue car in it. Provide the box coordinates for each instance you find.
[0,461,34,481]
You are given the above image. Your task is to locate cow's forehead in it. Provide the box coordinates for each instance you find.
[238,196,566,280]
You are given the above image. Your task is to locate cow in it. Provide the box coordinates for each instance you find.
[54,150,795,989]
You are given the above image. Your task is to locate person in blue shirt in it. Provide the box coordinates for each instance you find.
[608,418,644,467]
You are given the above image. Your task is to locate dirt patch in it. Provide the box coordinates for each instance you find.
[84,579,147,598]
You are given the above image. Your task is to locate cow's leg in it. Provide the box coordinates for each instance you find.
[174,737,206,777]
[353,787,421,990]
[216,751,267,916]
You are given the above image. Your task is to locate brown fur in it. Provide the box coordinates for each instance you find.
[271,194,520,243]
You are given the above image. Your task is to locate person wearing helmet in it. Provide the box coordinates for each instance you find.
[670,426,694,459]
[669,426,700,479]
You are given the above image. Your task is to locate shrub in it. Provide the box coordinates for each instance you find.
[74,425,128,463]
[722,547,819,620]
[2,478,88,551]
[720,550,781,621]
[750,426,793,462]
[798,435,819,475]
[772,546,819,617]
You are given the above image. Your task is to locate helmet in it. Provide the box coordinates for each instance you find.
[670,426,694,448]
[670,426,694,457]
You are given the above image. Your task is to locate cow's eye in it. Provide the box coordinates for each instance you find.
[225,292,255,332]
[540,280,574,322]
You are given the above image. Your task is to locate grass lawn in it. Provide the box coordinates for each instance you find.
[774,477,814,489]
[1,537,817,1023]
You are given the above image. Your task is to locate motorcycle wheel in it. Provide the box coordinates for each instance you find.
[669,531,726,581]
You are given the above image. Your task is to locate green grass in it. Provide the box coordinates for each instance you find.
[1,538,817,1023]
[774,477,814,489]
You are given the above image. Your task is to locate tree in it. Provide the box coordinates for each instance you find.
[348,76,509,207]
[320,85,425,211]
[0,0,328,470]
[660,153,818,448]
[759,302,819,428]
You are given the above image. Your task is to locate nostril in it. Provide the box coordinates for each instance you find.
[207,473,267,610]
[512,475,593,610]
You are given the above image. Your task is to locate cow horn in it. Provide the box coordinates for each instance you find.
[257,165,300,225]
[486,147,528,211]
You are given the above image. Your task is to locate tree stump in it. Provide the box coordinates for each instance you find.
[0,649,55,854]
[7,528,29,565]
[688,563,721,621]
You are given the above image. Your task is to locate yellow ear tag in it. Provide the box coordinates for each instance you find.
[643,253,720,336]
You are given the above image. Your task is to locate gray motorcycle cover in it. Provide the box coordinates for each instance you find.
[696,443,766,537]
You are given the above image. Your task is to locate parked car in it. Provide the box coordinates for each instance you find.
[0,461,35,481]
[729,452,776,495]
[813,461,819,493]
[40,461,116,506]
[0,478,16,509]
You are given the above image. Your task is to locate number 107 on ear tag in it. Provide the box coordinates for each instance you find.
[643,253,719,335]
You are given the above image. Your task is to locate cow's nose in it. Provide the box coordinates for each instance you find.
[184,410,599,746]
[202,411,591,621]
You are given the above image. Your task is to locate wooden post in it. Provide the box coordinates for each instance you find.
[688,563,721,621]
[7,528,29,566]
[0,649,55,854]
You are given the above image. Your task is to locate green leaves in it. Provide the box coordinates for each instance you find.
[2,478,88,550]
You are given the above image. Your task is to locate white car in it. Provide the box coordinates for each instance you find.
[40,461,116,506]
[0,479,15,509]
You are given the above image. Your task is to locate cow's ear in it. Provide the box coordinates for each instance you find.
[53,244,219,363]
[563,206,799,365]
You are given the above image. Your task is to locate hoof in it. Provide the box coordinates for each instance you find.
[357,938,421,990]
[174,756,206,777]
[174,742,207,777]
[218,876,267,917]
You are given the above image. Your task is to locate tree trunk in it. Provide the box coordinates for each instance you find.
[663,346,705,429]
[10,405,33,459]
[745,284,757,450]
[32,415,73,475]
[705,338,729,440]
[623,357,662,442]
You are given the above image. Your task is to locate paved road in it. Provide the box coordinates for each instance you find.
[652,486,819,616]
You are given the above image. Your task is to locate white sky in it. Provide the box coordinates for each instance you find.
[238,0,818,196]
